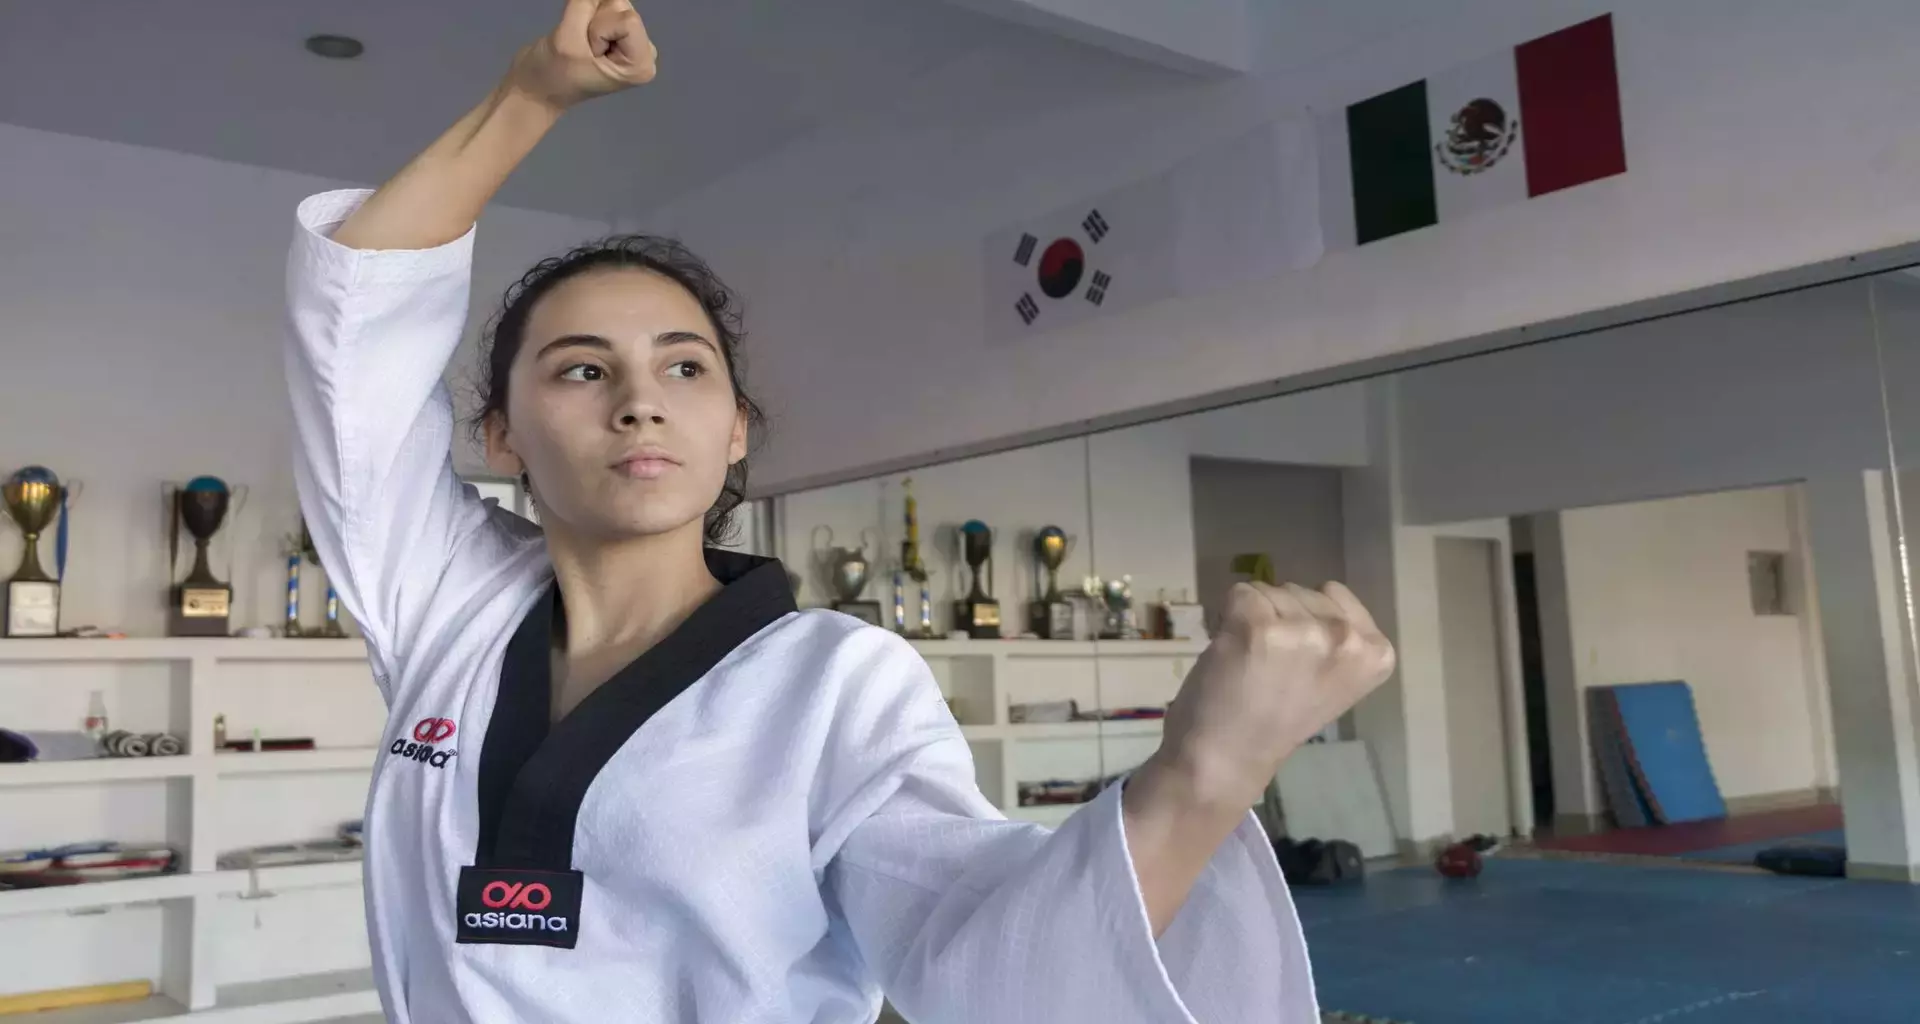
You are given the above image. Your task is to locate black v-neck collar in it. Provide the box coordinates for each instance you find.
[474,549,797,869]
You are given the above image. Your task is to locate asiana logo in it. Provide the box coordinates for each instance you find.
[464,881,570,933]
[390,717,457,769]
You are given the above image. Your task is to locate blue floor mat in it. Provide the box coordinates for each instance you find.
[1608,681,1726,823]
[1677,829,1847,864]
[1298,858,1920,1024]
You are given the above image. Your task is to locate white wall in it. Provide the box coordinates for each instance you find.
[643,0,1920,495]
[1804,470,1920,876]
[1177,383,1371,468]
[1189,459,1345,633]
[943,0,1255,73]
[1542,486,1833,815]
[1396,278,1897,525]
[0,122,608,638]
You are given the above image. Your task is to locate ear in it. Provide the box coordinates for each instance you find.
[728,405,749,465]
[483,410,526,478]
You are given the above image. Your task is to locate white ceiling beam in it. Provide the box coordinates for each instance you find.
[937,0,1254,76]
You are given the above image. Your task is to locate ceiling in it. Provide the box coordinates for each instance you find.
[0,0,1086,222]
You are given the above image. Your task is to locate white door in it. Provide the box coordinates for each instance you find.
[1438,537,1513,838]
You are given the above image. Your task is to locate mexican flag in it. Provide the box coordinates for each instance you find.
[1321,14,1625,247]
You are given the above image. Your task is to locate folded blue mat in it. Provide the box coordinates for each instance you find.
[1608,681,1725,824]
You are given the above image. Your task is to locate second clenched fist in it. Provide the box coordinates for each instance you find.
[509,0,658,112]
[1154,581,1396,809]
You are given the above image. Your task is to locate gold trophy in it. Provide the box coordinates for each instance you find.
[891,479,934,638]
[168,477,236,637]
[1027,525,1075,640]
[3,466,67,637]
[953,520,1001,639]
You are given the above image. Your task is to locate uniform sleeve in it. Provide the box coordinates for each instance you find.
[816,637,1319,1024]
[283,189,496,699]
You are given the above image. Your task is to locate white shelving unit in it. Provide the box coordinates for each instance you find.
[915,638,1204,825]
[0,638,379,1022]
[0,634,1204,1020]
[0,862,366,925]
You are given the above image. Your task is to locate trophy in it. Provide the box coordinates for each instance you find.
[813,525,882,625]
[168,477,236,637]
[3,466,67,637]
[1027,526,1075,639]
[1084,574,1134,639]
[284,520,346,638]
[1100,575,1135,639]
[953,520,1001,639]
[891,478,934,638]
[282,534,303,637]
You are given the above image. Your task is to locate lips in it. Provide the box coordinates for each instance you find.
[613,447,682,480]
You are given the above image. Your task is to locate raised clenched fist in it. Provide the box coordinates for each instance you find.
[508,0,658,112]
[1153,581,1396,810]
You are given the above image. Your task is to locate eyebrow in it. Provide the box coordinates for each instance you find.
[535,331,718,360]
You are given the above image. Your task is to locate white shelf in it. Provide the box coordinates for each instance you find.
[0,756,196,787]
[909,638,1206,658]
[212,749,377,776]
[214,861,363,896]
[0,638,366,663]
[1,860,366,920]
[961,720,1164,742]
[0,872,204,918]
[0,749,379,788]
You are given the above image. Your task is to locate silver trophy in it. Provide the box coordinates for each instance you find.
[1084,574,1134,639]
[813,526,882,625]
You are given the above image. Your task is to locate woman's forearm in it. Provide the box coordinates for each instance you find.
[332,1,655,252]
[332,82,562,252]
[1121,748,1260,936]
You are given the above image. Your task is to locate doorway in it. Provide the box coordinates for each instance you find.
[1510,551,1555,829]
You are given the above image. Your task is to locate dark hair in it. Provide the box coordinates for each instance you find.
[473,235,764,546]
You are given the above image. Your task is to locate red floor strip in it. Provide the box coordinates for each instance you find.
[1535,804,1844,856]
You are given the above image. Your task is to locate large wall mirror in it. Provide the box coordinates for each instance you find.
[760,256,1920,905]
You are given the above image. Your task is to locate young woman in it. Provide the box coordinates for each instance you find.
[284,2,1395,1021]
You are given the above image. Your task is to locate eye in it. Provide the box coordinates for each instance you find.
[665,360,707,380]
[558,363,606,382]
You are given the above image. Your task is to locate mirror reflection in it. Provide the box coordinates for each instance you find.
[769,267,1920,1021]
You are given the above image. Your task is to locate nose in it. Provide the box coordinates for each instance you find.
[612,378,667,430]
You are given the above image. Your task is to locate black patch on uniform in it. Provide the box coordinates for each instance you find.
[456,865,584,949]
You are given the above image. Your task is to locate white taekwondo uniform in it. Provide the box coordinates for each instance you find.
[283,189,1318,1024]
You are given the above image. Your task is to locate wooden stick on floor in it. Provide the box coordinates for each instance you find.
[0,980,153,1016]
